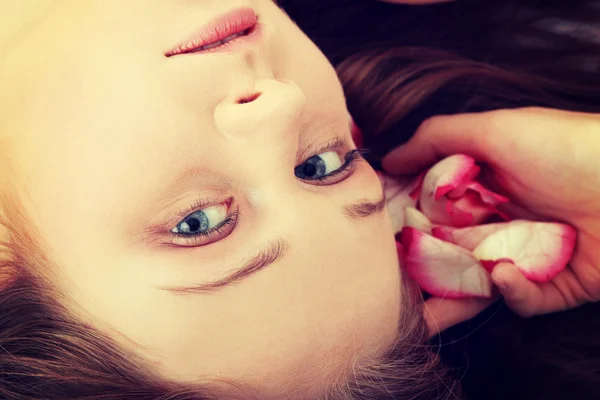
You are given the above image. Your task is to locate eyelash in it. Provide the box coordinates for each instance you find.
[168,146,367,247]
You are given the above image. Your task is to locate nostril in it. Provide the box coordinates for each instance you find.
[237,92,262,104]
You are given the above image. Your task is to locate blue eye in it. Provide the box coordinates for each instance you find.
[295,151,343,180]
[172,204,228,236]
[295,149,362,185]
[169,200,238,247]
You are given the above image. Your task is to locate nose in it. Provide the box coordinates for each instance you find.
[214,78,306,141]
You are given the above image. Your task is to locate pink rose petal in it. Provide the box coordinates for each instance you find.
[420,155,510,227]
[378,172,420,233]
[472,222,577,282]
[448,190,497,225]
[378,153,578,298]
[454,182,511,221]
[420,155,481,227]
[462,182,510,206]
[404,207,433,234]
[401,227,493,298]
[432,221,528,251]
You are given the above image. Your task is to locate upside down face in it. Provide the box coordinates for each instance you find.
[1,0,403,397]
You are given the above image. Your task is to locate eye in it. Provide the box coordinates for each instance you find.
[295,151,342,180]
[172,204,227,235]
[295,149,362,185]
[170,201,238,247]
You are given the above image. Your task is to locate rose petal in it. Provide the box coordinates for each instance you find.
[378,172,420,233]
[420,155,481,226]
[455,182,511,221]
[449,190,499,225]
[463,182,510,206]
[420,155,511,227]
[401,227,493,298]
[472,222,577,282]
[433,220,529,251]
[432,156,480,200]
[404,207,433,234]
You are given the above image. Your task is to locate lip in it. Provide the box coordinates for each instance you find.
[166,7,261,57]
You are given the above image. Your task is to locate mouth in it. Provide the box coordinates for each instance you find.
[166,7,261,57]
[188,25,257,53]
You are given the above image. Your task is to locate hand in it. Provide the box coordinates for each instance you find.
[382,107,600,335]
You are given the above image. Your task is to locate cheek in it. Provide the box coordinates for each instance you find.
[273,12,346,115]
[136,183,402,395]
[279,168,402,350]
[145,216,402,397]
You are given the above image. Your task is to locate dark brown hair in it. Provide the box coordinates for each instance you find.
[281,0,600,399]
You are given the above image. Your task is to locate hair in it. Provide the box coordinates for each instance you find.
[2,0,600,399]
[280,0,600,399]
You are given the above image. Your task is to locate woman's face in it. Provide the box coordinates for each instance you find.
[3,0,402,397]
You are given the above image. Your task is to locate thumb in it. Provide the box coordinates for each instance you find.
[491,263,560,318]
[423,296,498,337]
[382,112,503,175]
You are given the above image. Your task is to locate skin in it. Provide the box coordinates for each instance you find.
[1,0,402,398]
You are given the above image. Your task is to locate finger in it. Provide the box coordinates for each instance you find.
[382,107,583,175]
[491,263,570,317]
[423,296,498,337]
[381,111,506,175]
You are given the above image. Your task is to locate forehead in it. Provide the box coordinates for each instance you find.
[0,0,56,133]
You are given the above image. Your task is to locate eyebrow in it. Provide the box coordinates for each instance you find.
[161,192,386,294]
[343,191,387,221]
[162,238,289,294]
